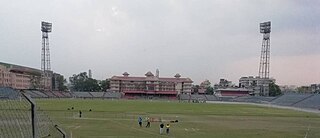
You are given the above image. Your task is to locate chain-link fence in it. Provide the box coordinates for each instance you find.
[0,88,66,138]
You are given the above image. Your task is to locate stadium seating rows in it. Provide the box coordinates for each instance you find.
[0,87,20,99]
[232,96,275,103]
[270,93,314,106]
[1,87,319,110]
[293,94,320,109]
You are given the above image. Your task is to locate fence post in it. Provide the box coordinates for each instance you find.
[55,125,67,138]
[22,93,38,138]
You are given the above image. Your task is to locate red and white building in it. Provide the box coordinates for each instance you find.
[215,88,253,97]
[110,71,193,98]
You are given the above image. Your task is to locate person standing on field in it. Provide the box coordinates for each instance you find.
[145,117,151,128]
[159,123,164,134]
[79,110,82,118]
[166,123,170,134]
[138,116,143,127]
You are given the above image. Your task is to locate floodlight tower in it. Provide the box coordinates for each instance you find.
[41,21,52,91]
[259,21,271,79]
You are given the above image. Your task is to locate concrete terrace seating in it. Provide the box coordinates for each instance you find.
[24,90,44,98]
[43,91,56,98]
[205,95,218,101]
[57,92,72,97]
[178,94,218,101]
[60,92,72,98]
[90,92,105,98]
[179,94,191,100]
[52,91,65,98]
[24,90,39,98]
[190,94,206,100]
[218,97,234,101]
[293,94,320,109]
[271,93,314,106]
[103,92,121,99]
[233,96,275,103]
[0,87,19,99]
[32,90,49,98]
[73,92,93,98]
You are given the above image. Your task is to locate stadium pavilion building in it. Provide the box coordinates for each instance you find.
[0,62,62,91]
[110,71,193,98]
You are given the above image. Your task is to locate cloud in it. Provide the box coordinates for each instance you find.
[0,0,319,85]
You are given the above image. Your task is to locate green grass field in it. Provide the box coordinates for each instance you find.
[36,99,320,138]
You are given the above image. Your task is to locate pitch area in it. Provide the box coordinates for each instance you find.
[37,99,320,138]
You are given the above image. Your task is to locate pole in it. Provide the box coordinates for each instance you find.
[55,125,67,138]
[22,93,38,138]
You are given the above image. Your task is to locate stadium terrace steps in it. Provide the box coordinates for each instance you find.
[61,92,72,97]
[271,93,314,106]
[179,94,191,100]
[25,90,43,98]
[103,92,121,99]
[2,87,319,110]
[24,90,40,98]
[43,91,56,98]
[179,94,218,101]
[190,94,206,99]
[73,92,93,98]
[0,87,19,99]
[293,94,320,109]
[233,96,275,103]
[291,94,315,106]
[205,95,218,101]
[51,91,63,97]
[32,90,49,98]
[90,92,105,97]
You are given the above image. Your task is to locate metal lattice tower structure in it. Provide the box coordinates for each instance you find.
[41,21,52,91]
[258,21,271,79]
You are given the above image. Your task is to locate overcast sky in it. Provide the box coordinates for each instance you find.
[0,0,319,86]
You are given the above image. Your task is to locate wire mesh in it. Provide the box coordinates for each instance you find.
[0,88,65,138]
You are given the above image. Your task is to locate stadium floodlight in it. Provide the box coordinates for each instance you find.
[260,21,271,34]
[41,21,52,32]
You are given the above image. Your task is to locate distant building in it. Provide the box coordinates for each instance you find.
[197,80,211,94]
[214,79,235,89]
[88,69,92,78]
[279,85,298,93]
[239,76,275,96]
[297,85,314,93]
[215,88,252,97]
[52,73,64,91]
[110,71,193,97]
[311,84,320,93]
[0,62,62,91]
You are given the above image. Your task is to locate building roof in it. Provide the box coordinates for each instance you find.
[110,76,193,83]
[122,72,129,76]
[123,90,177,95]
[145,71,154,77]
[0,61,42,75]
[216,88,251,92]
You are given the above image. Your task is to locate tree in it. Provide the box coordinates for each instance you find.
[29,75,41,89]
[56,75,68,91]
[269,82,282,96]
[192,85,200,93]
[99,79,110,92]
[69,72,100,91]
[205,86,214,95]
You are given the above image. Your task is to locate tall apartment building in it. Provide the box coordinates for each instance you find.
[239,76,275,96]
[110,71,193,97]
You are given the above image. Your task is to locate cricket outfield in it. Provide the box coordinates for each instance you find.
[36,99,320,138]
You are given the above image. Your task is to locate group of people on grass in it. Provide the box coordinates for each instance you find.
[138,116,171,135]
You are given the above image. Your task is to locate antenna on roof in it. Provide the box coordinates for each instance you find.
[156,69,159,78]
